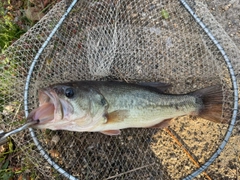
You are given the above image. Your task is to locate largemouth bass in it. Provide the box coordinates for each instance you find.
[27,81,225,135]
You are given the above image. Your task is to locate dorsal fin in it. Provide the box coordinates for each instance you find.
[138,82,171,92]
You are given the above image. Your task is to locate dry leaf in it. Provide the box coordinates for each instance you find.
[25,7,45,21]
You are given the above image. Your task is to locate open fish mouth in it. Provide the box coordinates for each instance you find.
[27,89,61,124]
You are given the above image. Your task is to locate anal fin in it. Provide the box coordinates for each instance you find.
[148,119,172,128]
[101,130,121,135]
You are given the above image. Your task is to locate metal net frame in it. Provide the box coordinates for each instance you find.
[1,0,239,179]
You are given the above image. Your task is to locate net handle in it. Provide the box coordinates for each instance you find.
[180,0,239,179]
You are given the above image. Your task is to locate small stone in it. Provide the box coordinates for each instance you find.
[185,77,193,85]
[126,4,132,10]
[142,12,147,17]
[87,145,94,149]
[0,124,5,129]
[127,136,133,141]
[51,135,60,145]
[222,4,231,11]
[131,13,138,18]
[49,149,60,158]
[4,105,14,112]
[0,144,7,154]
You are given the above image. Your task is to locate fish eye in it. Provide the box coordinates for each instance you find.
[65,88,74,98]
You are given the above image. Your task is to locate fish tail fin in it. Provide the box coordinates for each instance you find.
[190,85,227,123]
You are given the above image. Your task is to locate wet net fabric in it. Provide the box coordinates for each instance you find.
[1,0,240,179]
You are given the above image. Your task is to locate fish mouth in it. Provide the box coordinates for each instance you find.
[27,89,70,125]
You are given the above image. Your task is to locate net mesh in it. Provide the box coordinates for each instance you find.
[1,0,240,179]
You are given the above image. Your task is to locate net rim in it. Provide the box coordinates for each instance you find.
[22,0,239,179]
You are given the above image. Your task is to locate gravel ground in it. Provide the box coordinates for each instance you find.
[205,0,240,47]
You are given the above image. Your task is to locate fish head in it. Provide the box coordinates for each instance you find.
[27,83,100,130]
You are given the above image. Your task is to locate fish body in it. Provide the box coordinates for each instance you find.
[28,81,224,135]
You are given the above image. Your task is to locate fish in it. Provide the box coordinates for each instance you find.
[27,81,226,135]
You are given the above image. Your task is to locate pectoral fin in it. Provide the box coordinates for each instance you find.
[148,119,172,128]
[106,110,129,124]
[101,130,121,135]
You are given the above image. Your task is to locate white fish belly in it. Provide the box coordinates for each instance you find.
[91,105,196,131]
